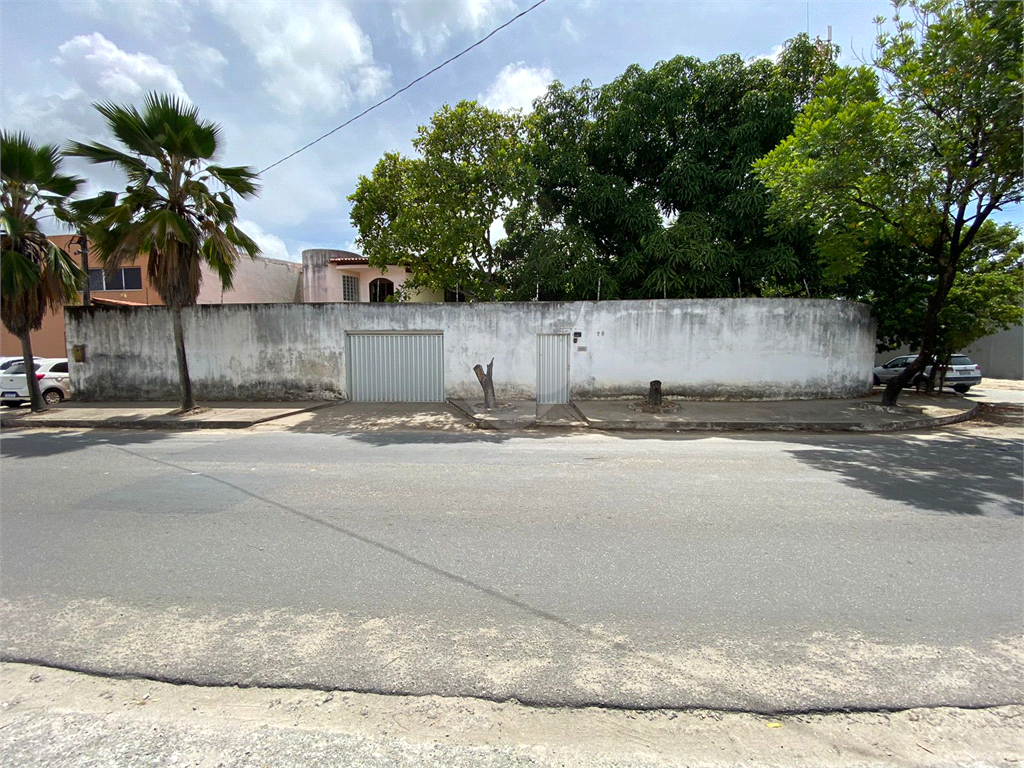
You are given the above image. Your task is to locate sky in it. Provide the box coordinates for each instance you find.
[2,0,951,263]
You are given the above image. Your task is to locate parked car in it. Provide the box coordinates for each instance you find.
[873,354,982,393]
[0,357,23,371]
[0,358,72,406]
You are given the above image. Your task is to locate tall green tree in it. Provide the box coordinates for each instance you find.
[66,93,261,411]
[505,33,839,301]
[349,101,532,301]
[0,131,85,412]
[756,0,1022,405]
[847,222,1022,360]
[929,224,1022,387]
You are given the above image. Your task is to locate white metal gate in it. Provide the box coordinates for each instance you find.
[537,333,570,404]
[347,332,444,402]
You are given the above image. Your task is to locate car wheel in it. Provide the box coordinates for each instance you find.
[953,384,970,393]
[872,374,881,386]
[42,388,64,405]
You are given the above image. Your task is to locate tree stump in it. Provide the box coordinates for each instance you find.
[647,380,662,407]
[473,358,497,410]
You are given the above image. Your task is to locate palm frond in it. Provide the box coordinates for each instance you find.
[1,249,43,295]
[224,222,260,257]
[205,165,261,197]
[141,93,220,161]
[40,172,83,198]
[202,230,240,290]
[93,101,161,158]
[40,241,86,305]
[68,191,120,225]
[0,212,34,242]
[65,93,261,312]
[64,139,151,175]
[142,208,191,245]
[1,131,57,185]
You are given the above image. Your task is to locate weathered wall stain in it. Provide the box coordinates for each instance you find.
[65,299,875,402]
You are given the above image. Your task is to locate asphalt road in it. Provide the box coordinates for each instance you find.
[1,422,1021,713]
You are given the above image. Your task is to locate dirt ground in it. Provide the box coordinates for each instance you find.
[1,663,1022,767]
[976,378,1024,392]
[947,401,1024,439]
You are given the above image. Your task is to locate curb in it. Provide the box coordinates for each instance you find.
[445,398,484,428]
[1,400,978,435]
[583,402,979,433]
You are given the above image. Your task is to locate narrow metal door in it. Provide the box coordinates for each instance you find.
[537,333,570,404]
[347,332,444,402]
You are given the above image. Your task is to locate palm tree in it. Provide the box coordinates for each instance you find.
[1,131,85,412]
[65,93,260,412]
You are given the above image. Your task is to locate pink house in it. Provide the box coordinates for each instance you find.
[301,249,443,303]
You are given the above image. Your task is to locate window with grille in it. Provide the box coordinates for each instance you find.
[369,278,394,302]
[88,267,143,291]
[342,274,359,302]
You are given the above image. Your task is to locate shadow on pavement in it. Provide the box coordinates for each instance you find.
[345,430,516,446]
[783,433,1022,517]
[0,428,170,460]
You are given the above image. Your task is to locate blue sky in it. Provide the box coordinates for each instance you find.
[3,0,972,262]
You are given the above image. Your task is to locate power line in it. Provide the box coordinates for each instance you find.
[259,0,550,175]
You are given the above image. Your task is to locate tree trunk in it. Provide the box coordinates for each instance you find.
[18,332,44,412]
[647,380,662,407]
[473,358,497,410]
[171,306,196,411]
[880,258,960,406]
[882,351,927,405]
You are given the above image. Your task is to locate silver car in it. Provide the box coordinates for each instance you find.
[0,358,72,406]
[873,354,982,393]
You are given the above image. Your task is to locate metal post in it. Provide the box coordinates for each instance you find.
[79,234,91,307]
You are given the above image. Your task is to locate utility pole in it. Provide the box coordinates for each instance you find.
[77,234,91,307]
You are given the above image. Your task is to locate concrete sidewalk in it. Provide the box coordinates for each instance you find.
[0,401,336,430]
[448,393,978,432]
[0,392,978,433]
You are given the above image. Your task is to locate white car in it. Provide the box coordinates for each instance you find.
[0,358,72,406]
[873,354,982,393]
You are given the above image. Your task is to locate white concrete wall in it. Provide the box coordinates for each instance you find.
[198,256,302,304]
[873,323,1022,380]
[965,325,1022,379]
[65,299,875,402]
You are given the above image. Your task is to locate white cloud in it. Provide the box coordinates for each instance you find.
[751,44,785,64]
[560,18,581,42]
[480,62,553,112]
[54,33,189,100]
[209,0,390,114]
[61,0,192,37]
[168,42,228,85]
[1,33,190,191]
[235,219,295,262]
[392,0,516,58]
[489,217,507,245]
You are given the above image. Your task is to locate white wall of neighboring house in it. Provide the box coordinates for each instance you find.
[873,323,1023,380]
[965,324,1023,379]
[65,298,875,402]
[197,255,302,304]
